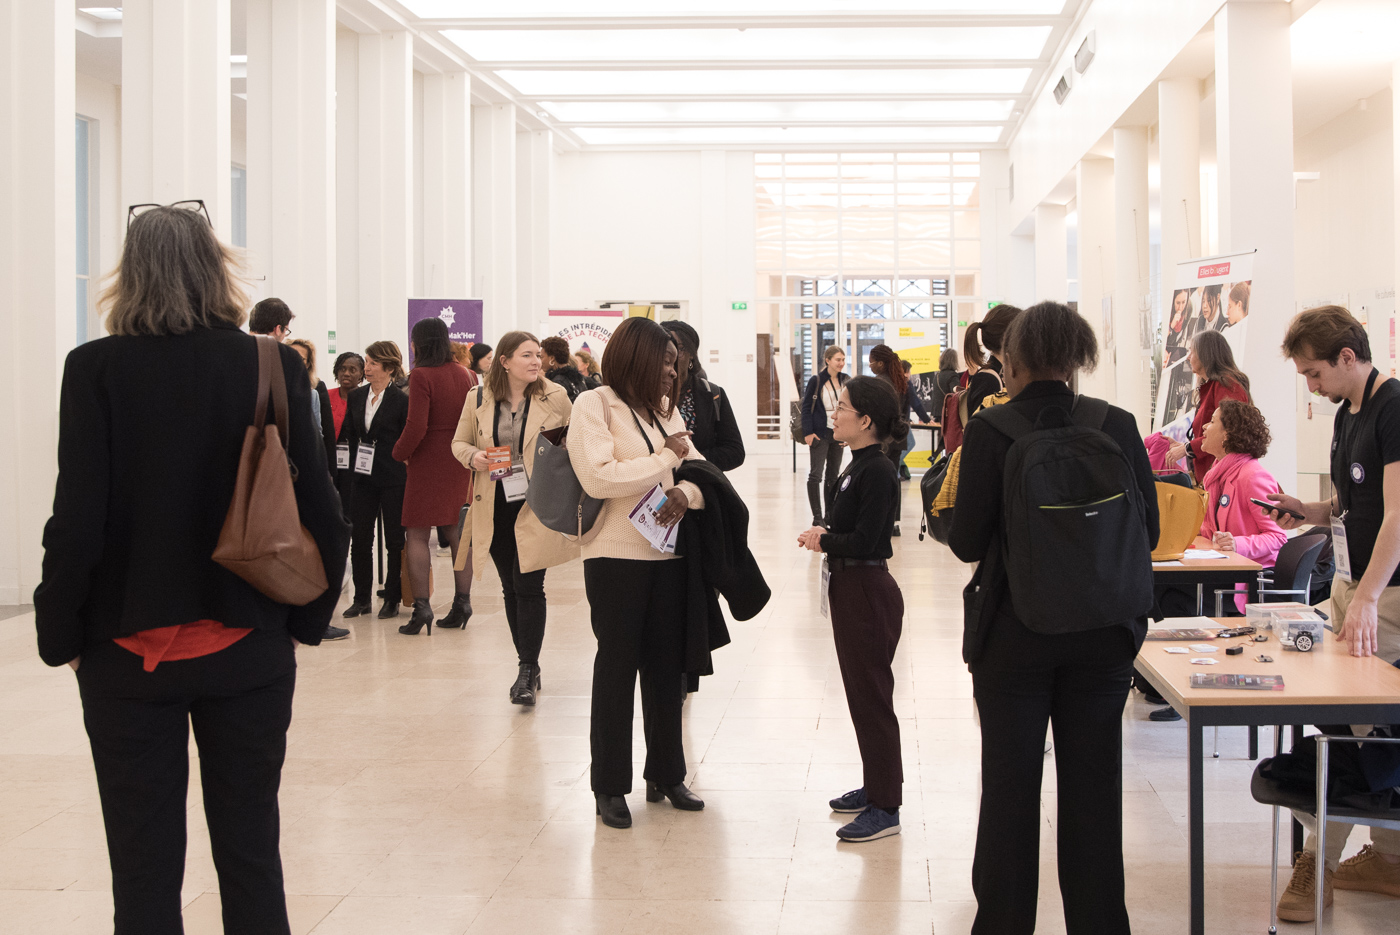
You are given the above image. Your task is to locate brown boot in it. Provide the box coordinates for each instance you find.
[1277,849,1334,922]
[1334,844,1400,897]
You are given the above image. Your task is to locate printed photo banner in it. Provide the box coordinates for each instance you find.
[407,298,484,364]
[1155,250,1255,430]
[541,309,626,364]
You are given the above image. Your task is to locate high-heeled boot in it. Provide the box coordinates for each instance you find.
[510,663,541,705]
[806,478,824,526]
[436,592,472,629]
[398,598,433,635]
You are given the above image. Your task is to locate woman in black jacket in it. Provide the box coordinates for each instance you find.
[34,205,348,935]
[948,302,1158,935]
[800,345,850,525]
[660,320,746,471]
[962,303,1022,415]
[339,341,410,620]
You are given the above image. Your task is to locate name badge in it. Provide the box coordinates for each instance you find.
[500,465,528,502]
[335,443,350,470]
[1332,511,1352,582]
[354,442,375,475]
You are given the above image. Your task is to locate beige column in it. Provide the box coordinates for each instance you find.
[1113,126,1152,429]
[1076,158,1116,401]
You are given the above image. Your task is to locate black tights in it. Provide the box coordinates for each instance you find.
[404,522,472,601]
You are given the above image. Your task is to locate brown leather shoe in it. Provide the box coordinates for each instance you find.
[1334,844,1400,897]
[1277,850,1334,922]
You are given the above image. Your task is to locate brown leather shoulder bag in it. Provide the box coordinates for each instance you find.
[213,336,329,605]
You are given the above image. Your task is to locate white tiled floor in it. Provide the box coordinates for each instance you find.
[1,452,1396,933]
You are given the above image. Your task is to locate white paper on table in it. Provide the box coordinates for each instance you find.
[1182,549,1229,560]
[1191,658,1219,665]
[628,483,678,553]
[1188,644,1218,653]
[1152,560,1185,567]
[1164,647,1189,654]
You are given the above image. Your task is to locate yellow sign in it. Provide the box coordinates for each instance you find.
[898,327,925,338]
[628,305,655,319]
[898,342,942,373]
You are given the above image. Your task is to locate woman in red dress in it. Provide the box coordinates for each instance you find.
[393,318,477,635]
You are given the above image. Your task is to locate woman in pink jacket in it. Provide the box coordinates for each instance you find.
[1199,398,1287,611]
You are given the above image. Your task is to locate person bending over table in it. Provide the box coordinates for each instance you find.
[1261,305,1400,922]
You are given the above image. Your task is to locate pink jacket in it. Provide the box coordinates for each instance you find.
[1201,452,1287,610]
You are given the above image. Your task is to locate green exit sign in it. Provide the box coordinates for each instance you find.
[731,301,748,311]
[957,321,969,327]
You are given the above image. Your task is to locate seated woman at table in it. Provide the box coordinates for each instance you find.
[1198,399,1286,611]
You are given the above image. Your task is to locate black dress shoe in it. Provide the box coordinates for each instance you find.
[377,599,400,619]
[646,781,704,811]
[342,601,372,618]
[595,793,631,829]
[1149,705,1183,722]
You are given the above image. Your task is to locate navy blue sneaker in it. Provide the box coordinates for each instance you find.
[829,787,867,813]
[836,806,901,842]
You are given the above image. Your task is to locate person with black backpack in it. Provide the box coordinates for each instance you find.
[948,301,1158,935]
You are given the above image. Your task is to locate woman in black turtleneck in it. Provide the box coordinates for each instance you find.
[797,376,908,845]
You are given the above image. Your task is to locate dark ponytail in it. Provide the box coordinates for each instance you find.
[845,376,909,445]
[963,303,1023,369]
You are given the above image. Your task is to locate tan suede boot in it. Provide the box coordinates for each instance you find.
[1334,844,1400,897]
[1277,850,1334,923]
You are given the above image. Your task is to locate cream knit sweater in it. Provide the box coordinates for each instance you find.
[567,386,706,562]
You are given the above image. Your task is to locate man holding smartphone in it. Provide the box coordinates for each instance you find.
[1266,305,1400,921]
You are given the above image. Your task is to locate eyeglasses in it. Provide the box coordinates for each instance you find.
[127,200,212,230]
[835,402,858,415]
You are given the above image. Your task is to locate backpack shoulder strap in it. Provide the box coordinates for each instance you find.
[975,402,1035,441]
[1070,395,1109,431]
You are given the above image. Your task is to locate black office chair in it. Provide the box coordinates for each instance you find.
[1214,533,1328,616]
[1251,734,1400,934]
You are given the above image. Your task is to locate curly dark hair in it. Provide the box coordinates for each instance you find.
[1215,398,1271,460]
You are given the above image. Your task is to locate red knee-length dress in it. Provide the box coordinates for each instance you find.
[393,363,478,527]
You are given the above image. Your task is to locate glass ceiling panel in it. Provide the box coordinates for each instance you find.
[409,0,1064,15]
[573,126,1003,145]
[538,100,1016,124]
[496,69,1033,97]
[444,27,1052,62]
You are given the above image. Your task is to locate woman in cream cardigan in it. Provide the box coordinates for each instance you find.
[568,317,709,830]
[452,331,577,705]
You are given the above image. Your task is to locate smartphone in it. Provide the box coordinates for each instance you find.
[1250,497,1304,521]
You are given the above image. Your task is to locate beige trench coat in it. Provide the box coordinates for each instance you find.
[450,380,580,575]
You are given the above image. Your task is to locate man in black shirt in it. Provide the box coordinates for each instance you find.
[1268,305,1400,919]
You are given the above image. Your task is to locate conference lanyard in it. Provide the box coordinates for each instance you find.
[492,395,532,502]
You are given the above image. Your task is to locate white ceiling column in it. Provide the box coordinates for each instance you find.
[356,30,414,354]
[246,0,336,370]
[121,0,232,241]
[421,71,472,301]
[1113,126,1152,431]
[1076,157,1115,402]
[1215,0,1296,486]
[1158,77,1202,350]
[1033,203,1067,304]
[516,129,552,333]
[473,102,517,339]
[0,0,73,604]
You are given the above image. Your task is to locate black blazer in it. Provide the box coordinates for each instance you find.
[687,377,746,472]
[34,325,351,664]
[316,380,336,472]
[338,382,409,488]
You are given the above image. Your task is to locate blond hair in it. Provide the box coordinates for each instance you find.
[286,338,319,386]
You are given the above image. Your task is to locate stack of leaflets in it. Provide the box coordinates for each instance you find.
[1189,673,1285,691]
[628,483,678,554]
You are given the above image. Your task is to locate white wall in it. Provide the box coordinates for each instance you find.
[550,150,758,446]
[334,27,359,355]
[75,71,121,330]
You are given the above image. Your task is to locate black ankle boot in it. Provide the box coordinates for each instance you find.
[436,592,472,629]
[646,780,704,811]
[377,599,400,619]
[398,598,433,635]
[510,663,541,705]
[595,793,631,829]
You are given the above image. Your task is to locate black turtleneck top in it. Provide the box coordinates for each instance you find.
[820,442,898,560]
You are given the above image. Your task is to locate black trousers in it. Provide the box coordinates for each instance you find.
[969,616,1137,935]
[350,480,404,604]
[76,630,297,935]
[334,468,354,521]
[807,436,844,520]
[585,557,688,794]
[490,486,548,665]
[829,566,905,807]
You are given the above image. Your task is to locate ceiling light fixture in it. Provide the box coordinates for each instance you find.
[78,7,123,21]
[495,68,1033,98]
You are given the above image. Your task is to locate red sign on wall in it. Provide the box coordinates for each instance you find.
[1198,262,1231,279]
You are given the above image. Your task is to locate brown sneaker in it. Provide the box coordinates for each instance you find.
[1334,844,1400,897]
[1277,850,1334,922]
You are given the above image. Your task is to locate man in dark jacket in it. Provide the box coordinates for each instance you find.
[541,336,587,402]
[660,320,746,471]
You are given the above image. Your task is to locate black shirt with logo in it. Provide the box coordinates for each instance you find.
[820,443,897,560]
[1332,369,1400,586]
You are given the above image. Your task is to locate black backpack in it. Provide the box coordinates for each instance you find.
[978,397,1154,634]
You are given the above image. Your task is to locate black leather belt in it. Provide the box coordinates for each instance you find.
[828,558,887,571]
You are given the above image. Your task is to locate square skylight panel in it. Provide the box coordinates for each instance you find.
[495,69,1033,97]
[443,27,1052,62]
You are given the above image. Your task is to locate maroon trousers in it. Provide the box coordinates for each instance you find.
[828,565,905,807]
